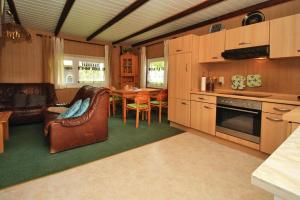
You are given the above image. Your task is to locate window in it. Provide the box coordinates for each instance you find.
[146,58,165,88]
[63,55,106,87]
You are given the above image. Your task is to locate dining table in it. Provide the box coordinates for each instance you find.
[111,88,162,123]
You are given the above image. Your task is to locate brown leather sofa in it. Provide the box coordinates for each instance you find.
[44,86,109,153]
[0,83,58,125]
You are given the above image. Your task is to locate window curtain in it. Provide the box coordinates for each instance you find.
[140,46,147,88]
[42,36,65,89]
[163,40,169,89]
[105,44,110,87]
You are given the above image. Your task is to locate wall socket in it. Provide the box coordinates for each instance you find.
[218,76,224,85]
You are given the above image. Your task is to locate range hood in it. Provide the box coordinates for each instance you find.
[221,45,269,60]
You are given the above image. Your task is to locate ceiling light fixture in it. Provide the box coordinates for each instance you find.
[1,10,31,42]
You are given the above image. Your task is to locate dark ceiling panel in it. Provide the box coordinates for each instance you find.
[54,0,76,36]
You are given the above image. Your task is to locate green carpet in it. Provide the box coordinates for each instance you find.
[0,113,182,189]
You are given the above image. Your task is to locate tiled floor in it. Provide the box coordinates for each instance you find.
[0,132,272,200]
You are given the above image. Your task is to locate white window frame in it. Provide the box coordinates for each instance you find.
[146,57,166,89]
[63,54,107,88]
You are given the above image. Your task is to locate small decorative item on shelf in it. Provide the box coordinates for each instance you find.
[231,75,246,90]
[242,11,265,26]
[247,74,262,87]
[209,23,224,33]
[121,47,133,54]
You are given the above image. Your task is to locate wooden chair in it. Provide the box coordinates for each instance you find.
[125,92,151,128]
[150,89,168,123]
[108,86,120,117]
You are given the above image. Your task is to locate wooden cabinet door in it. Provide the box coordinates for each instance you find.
[191,101,203,130]
[176,53,191,100]
[260,113,289,154]
[168,55,177,99]
[225,21,269,50]
[175,99,190,127]
[270,14,300,58]
[169,35,193,55]
[191,101,216,135]
[199,31,225,63]
[201,103,216,135]
[168,97,176,122]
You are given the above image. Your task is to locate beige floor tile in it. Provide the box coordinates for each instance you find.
[0,132,272,200]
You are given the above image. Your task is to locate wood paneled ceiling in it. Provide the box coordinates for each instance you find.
[3,0,288,45]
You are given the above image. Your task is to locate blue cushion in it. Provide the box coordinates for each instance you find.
[73,98,90,117]
[57,99,82,119]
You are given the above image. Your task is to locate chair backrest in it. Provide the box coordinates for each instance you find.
[135,92,150,105]
[156,89,168,101]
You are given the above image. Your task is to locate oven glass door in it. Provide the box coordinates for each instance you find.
[216,105,261,143]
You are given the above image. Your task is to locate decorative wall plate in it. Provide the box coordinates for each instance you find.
[231,75,246,90]
[247,74,262,87]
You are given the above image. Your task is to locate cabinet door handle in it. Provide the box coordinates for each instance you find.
[297,50,300,52]
[273,107,291,112]
[204,105,213,109]
[185,64,188,72]
[176,49,182,52]
[181,102,187,105]
[266,116,283,122]
[238,42,251,45]
[198,97,205,100]
[211,56,218,59]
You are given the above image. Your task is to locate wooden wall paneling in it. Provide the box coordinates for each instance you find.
[0,33,43,83]
[110,46,121,88]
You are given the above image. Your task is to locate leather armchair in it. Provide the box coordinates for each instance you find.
[44,86,110,153]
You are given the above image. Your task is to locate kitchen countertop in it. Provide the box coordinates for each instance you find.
[191,90,300,105]
[283,107,300,123]
[251,126,300,200]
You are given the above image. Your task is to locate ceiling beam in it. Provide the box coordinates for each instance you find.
[54,0,76,36]
[6,0,21,24]
[86,0,149,41]
[132,0,292,47]
[113,0,224,45]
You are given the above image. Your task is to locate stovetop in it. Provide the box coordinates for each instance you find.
[218,92,272,98]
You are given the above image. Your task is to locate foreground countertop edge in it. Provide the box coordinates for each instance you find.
[251,127,300,200]
[190,90,300,106]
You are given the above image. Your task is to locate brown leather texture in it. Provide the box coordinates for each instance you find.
[44,86,110,153]
[0,83,58,125]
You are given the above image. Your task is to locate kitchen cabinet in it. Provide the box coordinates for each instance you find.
[260,112,289,154]
[169,35,194,55]
[225,21,269,50]
[190,95,216,135]
[168,97,190,127]
[199,30,226,63]
[270,14,300,58]
[168,53,191,100]
[288,123,300,135]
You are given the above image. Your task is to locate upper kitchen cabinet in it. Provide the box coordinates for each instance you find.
[225,21,269,50]
[169,34,196,55]
[270,14,300,58]
[199,30,226,63]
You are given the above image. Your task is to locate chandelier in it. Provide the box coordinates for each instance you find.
[1,10,31,42]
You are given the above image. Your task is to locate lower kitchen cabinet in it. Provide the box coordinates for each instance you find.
[191,101,216,136]
[260,113,289,154]
[168,97,190,127]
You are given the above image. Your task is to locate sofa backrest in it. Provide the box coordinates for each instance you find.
[0,83,57,105]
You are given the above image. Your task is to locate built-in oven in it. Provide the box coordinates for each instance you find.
[216,97,262,144]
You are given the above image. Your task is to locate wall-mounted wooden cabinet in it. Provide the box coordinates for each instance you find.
[270,14,300,58]
[199,31,226,63]
[120,52,138,88]
[225,21,269,50]
[169,35,194,55]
